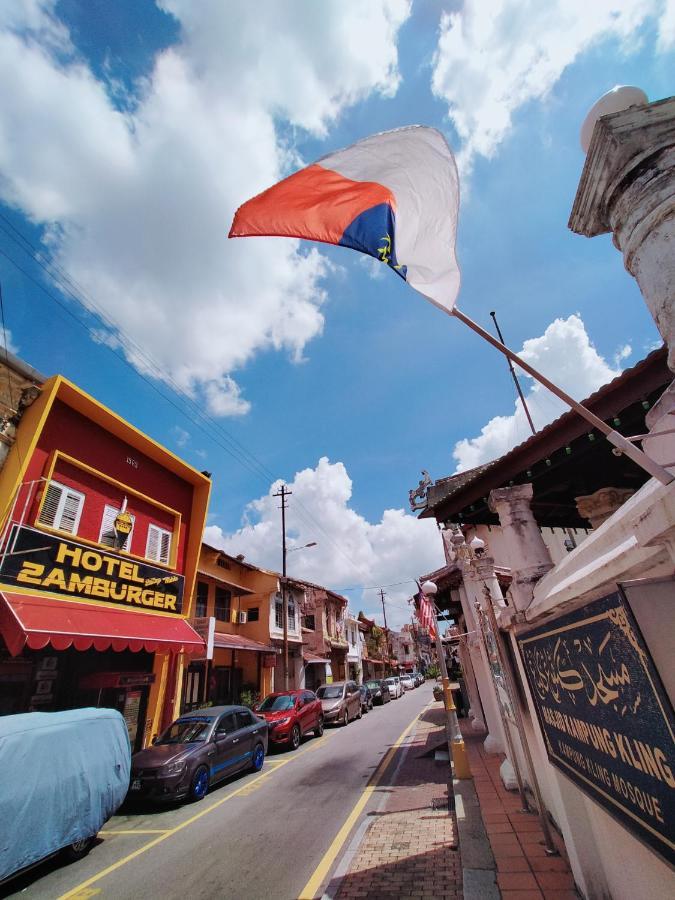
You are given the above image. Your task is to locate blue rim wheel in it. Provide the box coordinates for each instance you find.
[252,743,265,771]
[190,766,209,801]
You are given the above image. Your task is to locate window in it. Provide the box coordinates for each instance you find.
[303,614,315,631]
[38,481,84,535]
[216,713,237,736]
[214,587,231,622]
[288,598,296,631]
[275,594,283,629]
[98,504,135,550]
[235,710,254,729]
[195,581,209,618]
[216,557,231,570]
[246,606,259,622]
[146,523,172,564]
[403,644,410,655]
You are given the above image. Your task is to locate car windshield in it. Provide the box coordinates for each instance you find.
[366,681,380,689]
[385,678,396,684]
[156,718,212,744]
[259,695,294,712]
[317,685,343,699]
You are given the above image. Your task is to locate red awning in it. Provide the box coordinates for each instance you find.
[212,631,275,653]
[303,650,330,664]
[0,592,205,657]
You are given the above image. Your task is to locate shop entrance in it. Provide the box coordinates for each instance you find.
[79,671,155,752]
[210,665,242,705]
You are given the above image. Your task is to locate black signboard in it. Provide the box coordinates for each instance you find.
[519,591,674,866]
[0,525,184,615]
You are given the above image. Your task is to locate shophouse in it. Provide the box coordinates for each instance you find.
[393,624,417,673]
[301,583,348,689]
[358,612,387,680]
[0,371,210,750]
[182,543,278,711]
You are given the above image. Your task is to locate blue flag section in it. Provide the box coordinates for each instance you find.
[518,591,674,867]
[339,203,407,280]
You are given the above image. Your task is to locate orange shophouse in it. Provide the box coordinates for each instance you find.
[0,375,210,750]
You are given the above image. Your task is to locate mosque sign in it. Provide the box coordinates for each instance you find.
[518,591,674,866]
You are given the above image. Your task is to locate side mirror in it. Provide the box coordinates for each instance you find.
[151,736,158,745]
[252,704,260,712]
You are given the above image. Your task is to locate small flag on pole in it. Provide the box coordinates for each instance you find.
[230,126,460,312]
[416,589,437,641]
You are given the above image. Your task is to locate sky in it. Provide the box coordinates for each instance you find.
[0,1,673,628]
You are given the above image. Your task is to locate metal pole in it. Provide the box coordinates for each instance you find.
[482,593,558,854]
[430,601,471,779]
[451,306,673,486]
[490,311,536,436]
[379,588,390,674]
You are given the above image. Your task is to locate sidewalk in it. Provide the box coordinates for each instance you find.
[333,704,462,899]
[330,702,577,900]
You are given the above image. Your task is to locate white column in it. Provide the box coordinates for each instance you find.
[569,96,675,373]
[488,484,553,614]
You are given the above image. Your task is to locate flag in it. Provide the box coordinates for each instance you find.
[229,126,460,312]
[416,590,437,641]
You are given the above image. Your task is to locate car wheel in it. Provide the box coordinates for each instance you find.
[342,709,349,727]
[63,837,94,862]
[290,724,301,751]
[314,716,324,737]
[251,742,265,772]
[189,765,210,802]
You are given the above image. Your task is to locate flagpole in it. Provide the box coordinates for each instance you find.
[451,306,674,487]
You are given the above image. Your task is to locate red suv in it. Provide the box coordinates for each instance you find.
[254,690,324,750]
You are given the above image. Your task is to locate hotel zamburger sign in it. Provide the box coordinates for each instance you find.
[1,525,184,614]
[518,591,674,866]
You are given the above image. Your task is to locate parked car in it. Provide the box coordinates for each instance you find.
[365,679,391,704]
[316,681,362,725]
[0,708,130,886]
[129,705,268,803]
[384,675,402,699]
[254,690,323,749]
[400,674,415,691]
[415,673,425,686]
[358,684,373,713]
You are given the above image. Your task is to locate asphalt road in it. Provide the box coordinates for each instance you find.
[3,685,434,900]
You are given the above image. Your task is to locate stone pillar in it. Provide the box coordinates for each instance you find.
[488,484,553,614]
[570,95,675,372]
[575,487,635,529]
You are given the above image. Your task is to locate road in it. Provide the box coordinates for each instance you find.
[3,685,433,900]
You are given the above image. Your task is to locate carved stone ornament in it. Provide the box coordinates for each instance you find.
[575,487,635,529]
[408,470,432,512]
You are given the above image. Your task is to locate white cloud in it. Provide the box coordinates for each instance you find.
[0,1,411,415]
[2,329,19,355]
[452,314,620,471]
[613,343,632,367]
[431,1,671,175]
[204,456,444,629]
[357,254,387,281]
[171,424,190,448]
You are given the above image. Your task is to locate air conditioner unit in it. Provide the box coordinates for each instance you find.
[238,611,248,624]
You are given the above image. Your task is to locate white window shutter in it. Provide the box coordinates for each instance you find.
[146,524,171,564]
[38,483,62,527]
[99,505,134,550]
[59,490,82,533]
[159,529,171,564]
[146,525,159,560]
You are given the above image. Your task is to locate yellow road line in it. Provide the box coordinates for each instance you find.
[297,703,430,900]
[58,735,328,900]
[99,829,169,835]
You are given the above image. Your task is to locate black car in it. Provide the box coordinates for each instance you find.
[365,679,391,705]
[358,684,373,713]
[129,705,268,803]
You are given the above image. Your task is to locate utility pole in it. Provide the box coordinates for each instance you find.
[273,484,292,690]
[379,588,390,675]
[490,310,536,436]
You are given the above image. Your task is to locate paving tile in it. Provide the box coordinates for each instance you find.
[498,872,540,890]
[497,857,532,872]
[535,871,576,890]
[499,891,543,900]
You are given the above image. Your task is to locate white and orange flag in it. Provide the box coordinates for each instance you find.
[230,126,461,313]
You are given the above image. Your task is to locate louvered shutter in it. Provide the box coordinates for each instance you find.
[38,483,62,527]
[59,490,82,533]
[146,524,171,564]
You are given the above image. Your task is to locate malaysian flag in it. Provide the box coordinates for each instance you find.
[415,589,437,641]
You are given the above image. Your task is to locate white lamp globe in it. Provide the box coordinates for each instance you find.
[421,580,438,596]
[469,536,485,552]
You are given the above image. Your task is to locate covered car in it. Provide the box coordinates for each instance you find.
[0,707,130,884]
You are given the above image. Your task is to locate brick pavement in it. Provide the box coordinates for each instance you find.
[332,702,579,900]
[334,705,462,900]
[463,723,578,900]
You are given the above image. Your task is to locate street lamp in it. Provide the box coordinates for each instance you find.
[282,541,318,690]
[421,580,471,780]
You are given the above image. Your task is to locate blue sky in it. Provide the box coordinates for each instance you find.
[0,1,673,625]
